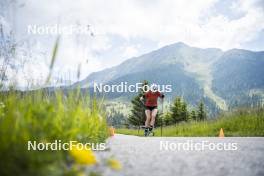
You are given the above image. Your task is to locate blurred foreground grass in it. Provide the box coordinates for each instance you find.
[0,89,109,176]
[117,108,264,137]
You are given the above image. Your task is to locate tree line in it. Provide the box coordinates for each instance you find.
[163,97,207,126]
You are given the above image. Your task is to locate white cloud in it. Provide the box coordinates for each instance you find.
[15,0,264,49]
[5,0,264,87]
[122,46,139,58]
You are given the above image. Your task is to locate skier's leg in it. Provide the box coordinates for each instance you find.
[145,109,151,127]
[149,108,158,132]
[144,109,151,135]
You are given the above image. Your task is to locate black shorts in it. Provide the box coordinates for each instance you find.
[145,106,157,111]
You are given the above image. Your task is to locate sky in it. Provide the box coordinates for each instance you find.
[1,0,264,87]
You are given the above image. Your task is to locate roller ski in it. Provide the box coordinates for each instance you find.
[143,126,155,137]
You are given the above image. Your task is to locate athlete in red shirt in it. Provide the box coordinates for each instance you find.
[140,85,164,135]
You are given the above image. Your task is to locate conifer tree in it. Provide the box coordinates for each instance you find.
[164,112,173,125]
[171,97,189,124]
[181,101,188,121]
[190,110,197,121]
[197,101,207,121]
[127,81,148,128]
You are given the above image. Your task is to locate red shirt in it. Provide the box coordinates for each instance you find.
[143,91,164,107]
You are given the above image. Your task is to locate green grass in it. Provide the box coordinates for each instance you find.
[117,108,264,137]
[0,89,109,176]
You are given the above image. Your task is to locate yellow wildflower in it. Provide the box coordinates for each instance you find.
[69,145,97,165]
[107,158,122,171]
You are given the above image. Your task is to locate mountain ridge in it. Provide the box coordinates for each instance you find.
[72,42,264,112]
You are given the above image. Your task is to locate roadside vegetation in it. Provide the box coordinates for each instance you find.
[0,37,115,176]
[117,108,264,137]
[0,89,109,175]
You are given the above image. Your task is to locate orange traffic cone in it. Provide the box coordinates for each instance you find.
[219,128,224,137]
[109,126,115,137]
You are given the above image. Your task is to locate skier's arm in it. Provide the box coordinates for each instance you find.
[158,92,165,99]
[140,94,146,103]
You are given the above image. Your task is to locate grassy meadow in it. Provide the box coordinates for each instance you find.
[0,89,109,176]
[117,108,264,137]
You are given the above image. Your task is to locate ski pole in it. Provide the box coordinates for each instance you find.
[161,98,164,136]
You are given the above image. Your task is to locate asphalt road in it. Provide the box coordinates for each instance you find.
[96,134,264,176]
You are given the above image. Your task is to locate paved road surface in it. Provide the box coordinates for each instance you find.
[96,134,264,176]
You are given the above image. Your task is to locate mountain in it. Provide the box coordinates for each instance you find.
[73,42,264,114]
[75,42,222,87]
[212,49,264,108]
